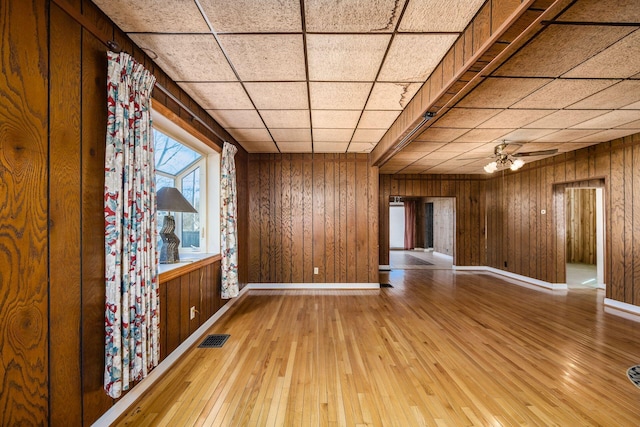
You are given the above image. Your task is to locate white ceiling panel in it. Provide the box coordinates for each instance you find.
[437,142,485,152]
[365,82,422,110]
[571,129,640,143]
[312,110,362,129]
[180,82,253,109]
[198,0,301,33]
[512,79,618,109]
[619,120,640,129]
[560,0,640,24]
[92,0,209,32]
[244,83,308,110]
[229,128,272,142]
[260,110,310,128]
[305,0,406,32]
[130,34,236,82]
[563,30,640,79]
[477,109,554,129]
[399,0,485,32]
[532,129,600,143]
[307,34,390,81]
[278,142,313,152]
[358,110,401,129]
[524,110,609,129]
[270,128,312,142]
[571,110,640,129]
[218,34,306,81]
[347,142,377,153]
[457,78,552,108]
[238,140,280,153]
[314,142,349,153]
[309,82,372,110]
[352,129,387,142]
[415,128,468,142]
[378,34,458,82]
[432,108,502,128]
[208,110,264,128]
[313,129,354,142]
[501,128,557,142]
[568,80,640,110]
[453,129,513,143]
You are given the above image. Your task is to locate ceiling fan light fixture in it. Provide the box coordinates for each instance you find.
[484,161,498,173]
[510,158,525,171]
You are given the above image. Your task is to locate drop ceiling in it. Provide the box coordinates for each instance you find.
[91,0,640,174]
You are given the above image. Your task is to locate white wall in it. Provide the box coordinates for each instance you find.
[389,204,405,249]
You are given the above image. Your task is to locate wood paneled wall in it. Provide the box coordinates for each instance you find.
[248,154,379,284]
[566,189,597,265]
[379,175,486,266]
[0,0,49,424]
[1,0,249,424]
[485,133,640,305]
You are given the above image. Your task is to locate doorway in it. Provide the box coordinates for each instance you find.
[565,187,605,289]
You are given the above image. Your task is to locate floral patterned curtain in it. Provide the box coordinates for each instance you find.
[104,51,159,399]
[221,141,239,299]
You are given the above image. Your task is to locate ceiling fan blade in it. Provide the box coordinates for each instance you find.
[513,149,558,157]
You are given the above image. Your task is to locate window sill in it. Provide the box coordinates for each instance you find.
[158,253,221,283]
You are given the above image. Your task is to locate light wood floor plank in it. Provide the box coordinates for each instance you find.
[115,271,640,426]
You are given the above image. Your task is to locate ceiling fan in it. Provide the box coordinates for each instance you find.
[483,142,558,173]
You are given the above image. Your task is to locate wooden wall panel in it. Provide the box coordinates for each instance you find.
[379,175,486,266]
[248,154,378,284]
[0,0,49,424]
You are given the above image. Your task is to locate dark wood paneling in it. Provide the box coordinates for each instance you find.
[0,0,49,424]
[49,2,83,425]
[248,154,378,284]
[379,175,486,266]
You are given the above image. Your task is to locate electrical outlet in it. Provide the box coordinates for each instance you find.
[190,306,196,320]
[314,267,319,275]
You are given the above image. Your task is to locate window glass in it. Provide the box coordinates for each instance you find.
[181,167,200,249]
[154,129,201,175]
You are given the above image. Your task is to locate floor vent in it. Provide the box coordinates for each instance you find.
[627,365,640,388]
[199,334,230,348]
[380,283,393,288]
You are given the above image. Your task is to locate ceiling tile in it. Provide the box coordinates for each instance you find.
[532,129,600,143]
[456,78,552,108]
[313,129,354,142]
[207,110,263,128]
[453,129,513,143]
[570,110,640,129]
[512,79,618,109]
[437,142,485,152]
[422,150,460,160]
[198,0,301,33]
[352,129,387,142]
[358,110,401,129]
[378,34,458,82]
[270,128,312,142]
[244,82,308,110]
[92,0,209,32]
[365,82,422,110]
[559,0,640,23]
[180,82,252,109]
[239,141,280,153]
[414,128,468,142]
[278,141,313,152]
[399,0,485,32]
[619,120,640,129]
[432,108,502,128]
[403,142,447,152]
[348,142,377,153]
[260,110,310,128]
[477,109,553,128]
[568,80,640,110]
[309,82,372,109]
[500,128,556,142]
[494,25,635,77]
[623,100,640,110]
[563,30,640,79]
[314,142,349,152]
[305,0,406,32]
[524,109,608,129]
[229,128,272,142]
[130,34,236,81]
[570,129,640,143]
[307,34,390,81]
[312,110,362,129]
[218,34,306,81]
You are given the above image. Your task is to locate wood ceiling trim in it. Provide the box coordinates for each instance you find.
[371,0,574,168]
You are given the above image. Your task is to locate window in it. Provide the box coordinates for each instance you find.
[153,109,220,255]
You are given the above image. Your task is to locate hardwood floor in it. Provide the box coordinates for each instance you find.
[115,270,640,426]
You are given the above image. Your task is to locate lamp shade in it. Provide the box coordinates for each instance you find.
[156,187,197,213]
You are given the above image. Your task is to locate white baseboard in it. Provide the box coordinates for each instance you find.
[91,285,249,427]
[604,298,640,322]
[248,282,380,290]
[453,266,568,291]
[379,265,391,271]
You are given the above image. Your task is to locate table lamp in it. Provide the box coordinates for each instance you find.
[157,186,197,263]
